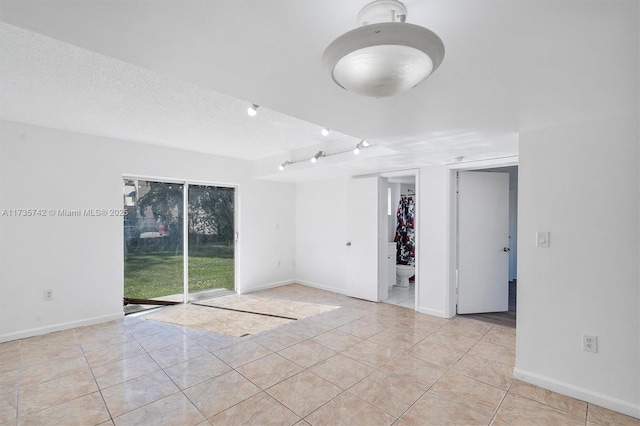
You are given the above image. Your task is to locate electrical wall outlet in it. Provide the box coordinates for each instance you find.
[582,334,598,353]
[43,289,54,301]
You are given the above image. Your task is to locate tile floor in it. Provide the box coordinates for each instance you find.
[1,284,638,425]
[384,283,415,309]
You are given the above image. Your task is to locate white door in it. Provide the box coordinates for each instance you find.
[346,176,386,302]
[457,171,510,314]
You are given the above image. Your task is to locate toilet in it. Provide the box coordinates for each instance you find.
[396,264,415,287]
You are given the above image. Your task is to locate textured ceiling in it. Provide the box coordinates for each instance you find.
[0,0,637,182]
[0,23,354,161]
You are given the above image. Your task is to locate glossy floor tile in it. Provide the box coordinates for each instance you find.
[1,283,637,425]
[383,283,415,309]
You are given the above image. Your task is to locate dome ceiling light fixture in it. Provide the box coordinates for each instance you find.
[322,0,445,97]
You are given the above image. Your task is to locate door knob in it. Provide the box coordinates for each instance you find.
[503,247,510,252]
[346,241,352,247]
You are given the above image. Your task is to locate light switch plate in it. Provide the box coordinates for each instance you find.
[536,231,550,248]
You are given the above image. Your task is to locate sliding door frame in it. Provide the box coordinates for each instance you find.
[123,174,239,303]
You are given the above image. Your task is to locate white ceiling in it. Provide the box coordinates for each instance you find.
[0,1,637,182]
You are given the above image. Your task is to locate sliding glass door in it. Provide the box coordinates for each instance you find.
[123,179,235,313]
[187,184,235,301]
[123,180,184,312]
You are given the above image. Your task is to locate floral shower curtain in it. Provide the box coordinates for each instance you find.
[394,195,415,265]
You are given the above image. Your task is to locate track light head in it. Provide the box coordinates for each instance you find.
[354,140,370,155]
[311,151,325,163]
[278,160,292,171]
[247,103,259,117]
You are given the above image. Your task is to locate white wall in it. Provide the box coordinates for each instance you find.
[515,115,640,417]
[237,179,296,291]
[400,183,415,195]
[388,182,400,242]
[0,120,296,342]
[290,115,640,419]
[294,177,348,294]
[294,169,452,317]
[417,166,451,318]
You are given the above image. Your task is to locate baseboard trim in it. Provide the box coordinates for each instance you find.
[513,367,640,419]
[417,306,449,318]
[239,279,296,294]
[0,312,124,343]
[295,280,348,296]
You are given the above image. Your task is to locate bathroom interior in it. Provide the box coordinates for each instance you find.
[383,175,416,309]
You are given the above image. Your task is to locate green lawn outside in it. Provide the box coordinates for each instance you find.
[124,242,234,300]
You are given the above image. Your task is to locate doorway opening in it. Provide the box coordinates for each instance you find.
[454,166,518,328]
[123,178,236,314]
[382,173,418,309]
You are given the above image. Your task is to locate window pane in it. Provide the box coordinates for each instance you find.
[188,185,235,301]
[124,179,184,312]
